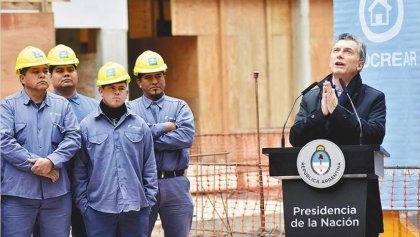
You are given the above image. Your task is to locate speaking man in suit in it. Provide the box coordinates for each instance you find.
[289,33,386,237]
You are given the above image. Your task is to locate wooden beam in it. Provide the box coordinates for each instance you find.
[1,2,43,12]
[0,0,62,12]
[0,0,69,2]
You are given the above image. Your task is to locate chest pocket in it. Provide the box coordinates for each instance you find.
[88,134,108,145]
[123,132,144,159]
[124,132,143,143]
[87,134,109,158]
[14,123,27,145]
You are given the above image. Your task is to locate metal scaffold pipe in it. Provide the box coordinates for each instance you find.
[253,71,266,234]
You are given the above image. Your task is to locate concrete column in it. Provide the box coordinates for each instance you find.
[95,29,128,98]
[96,29,128,70]
[293,0,311,91]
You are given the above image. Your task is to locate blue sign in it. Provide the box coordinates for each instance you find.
[334,0,420,166]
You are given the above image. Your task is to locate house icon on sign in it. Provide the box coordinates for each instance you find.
[368,0,392,26]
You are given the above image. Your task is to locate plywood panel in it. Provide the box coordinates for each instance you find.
[269,35,293,127]
[158,38,198,100]
[224,35,257,130]
[197,36,223,134]
[175,0,294,133]
[1,13,55,99]
[219,0,269,131]
[222,0,266,36]
[268,0,293,128]
[171,0,218,35]
[270,0,292,35]
[310,0,333,81]
[128,0,153,38]
[126,0,297,135]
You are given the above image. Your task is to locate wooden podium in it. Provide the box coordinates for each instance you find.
[263,145,387,237]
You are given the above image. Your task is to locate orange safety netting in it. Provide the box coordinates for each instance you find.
[150,132,420,237]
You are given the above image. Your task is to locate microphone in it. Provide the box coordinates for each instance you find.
[281,81,319,147]
[339,78,363,145]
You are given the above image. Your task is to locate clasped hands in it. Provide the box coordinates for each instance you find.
[321,81,338,116]
[28,158,59,182]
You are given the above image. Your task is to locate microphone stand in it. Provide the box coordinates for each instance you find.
[339,79,363,145]
[281,81,319,147]
[346,94,363,145]
[281,95,302,147]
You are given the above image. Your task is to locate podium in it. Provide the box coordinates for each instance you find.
[263,144,387,237]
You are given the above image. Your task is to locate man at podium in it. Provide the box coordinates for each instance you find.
[289,33,386,237]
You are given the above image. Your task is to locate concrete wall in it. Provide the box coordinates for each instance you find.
[52,0,129,76]
[1,13,55,99]
[1,0,334,137]
[52,0,128,30]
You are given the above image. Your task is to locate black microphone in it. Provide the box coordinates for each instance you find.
[339,78,363,145]
[281,81,319,147]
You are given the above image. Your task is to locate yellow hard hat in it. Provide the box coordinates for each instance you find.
[47,44,79,66]
[15,46,49,75]
[97,62,131,86]
[133,50,167,76]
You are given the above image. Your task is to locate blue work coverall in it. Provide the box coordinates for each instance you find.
[128,94,195,237]
[73,106,158,237]
[1,90,81,237]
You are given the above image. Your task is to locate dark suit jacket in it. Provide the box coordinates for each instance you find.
[289,73,386,147]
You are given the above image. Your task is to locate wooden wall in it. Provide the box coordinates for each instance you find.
[1,13,55,99]
[268,0,294,130]
[129,0,333,135]
[168,0,295,134]
[1,1,334,136]
[309,0,334,81]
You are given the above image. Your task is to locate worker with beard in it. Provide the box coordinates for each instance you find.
[128,50,195,237]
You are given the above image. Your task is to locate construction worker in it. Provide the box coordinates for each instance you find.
[73,62,158,237]
[0,46,81,237]
[47,44,98,237]
[128,50,195,237]
[48,44,98,122]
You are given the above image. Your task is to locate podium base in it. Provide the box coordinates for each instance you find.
[283,178,367,237]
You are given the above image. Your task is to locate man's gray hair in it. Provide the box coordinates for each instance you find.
[335,33,366,63]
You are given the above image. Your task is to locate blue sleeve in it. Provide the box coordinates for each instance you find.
[73,130,89,211]
[141,125,158,206]
[154,102,195,151]
[149,123,166,138]
[47,102,81,168]
[0,100,33,172]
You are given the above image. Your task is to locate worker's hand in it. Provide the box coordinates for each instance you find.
[163,122,177,132]
[42,169,60,182]
[28,158,53,176]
